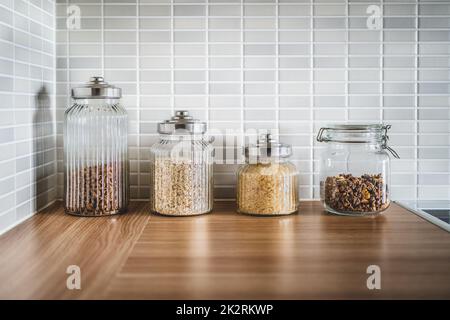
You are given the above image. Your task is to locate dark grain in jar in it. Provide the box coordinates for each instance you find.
[324,173,389,214]
[66,163,125,216]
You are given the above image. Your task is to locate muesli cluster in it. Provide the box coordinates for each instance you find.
[324,173,389,214]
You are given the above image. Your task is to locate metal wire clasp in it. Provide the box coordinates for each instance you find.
[316,127,330,142]
[381,125,400,159]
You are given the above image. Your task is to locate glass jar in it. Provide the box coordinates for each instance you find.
[237,134,299,215]
[317,124,399,216]
[64,77,128,216]
[150,111,214,216]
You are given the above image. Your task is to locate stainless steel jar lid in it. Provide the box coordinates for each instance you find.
[245,134,292,159]
[71,76,122,99]
[158,110,207,134]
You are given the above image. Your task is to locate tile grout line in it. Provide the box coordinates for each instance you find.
[170,0,174,116]
[345,0,349,123]
[240,0,244,154]
[11,0,17,223]
[136,0,141,199]
[205,0,209,127]
[310,0,314,200]
[52,0,58,207]
[101,0,104,76]
[380,0,384,123]
[415,0,419,201]
[275,0,279,137]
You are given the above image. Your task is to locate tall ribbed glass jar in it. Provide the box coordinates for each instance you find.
[150,111,214,216]
[64,77,128,216]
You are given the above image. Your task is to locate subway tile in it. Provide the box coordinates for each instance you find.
[244,18,276,29]
[244,5,276,16]
[418,187,450,200]
[314,4,345,16]
[418,121,450,133]
[385,4,416,16]
[245,57,276,68]
[174,5,205,16]
[140,44,169,56]
[245,96,276,108]
[315,96,345,108]
[210,70,240,81]
[279,96,310,108]
[209,43,241,56]
[384,31,415,42]
[384,44,415,55]
[139,5,170,17]
[175,57,205,68]
[209,31,240,42]
[140,31,170,42]
[279,44,310,55]
[174,18,205,29]
[419,4,450,16]
[280,109,311,121]
[174,31,205,42]
[104,18,137,29]
[419,160,450,173]
[419,109,450,121]
[104,5,136,17]
[314,30,346,42]
[279,5,309,17]
[419,44,450,55]
[141,18,171,29]
[209,5,240,17]
[315,44,346,55]
[279,17,309,29]
[6,0,447,213]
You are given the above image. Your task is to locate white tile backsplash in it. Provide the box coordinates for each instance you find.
[0,0,56,234]
[0,0,435,205]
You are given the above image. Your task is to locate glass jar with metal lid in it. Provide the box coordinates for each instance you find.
[150,110,214,216]
[64,76,128,216]
[237,134,299,215]
[316,124,399,216]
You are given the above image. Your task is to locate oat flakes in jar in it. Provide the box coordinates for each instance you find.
[150,111,214,216]
[237,134,299,216]
[316,124,400,216]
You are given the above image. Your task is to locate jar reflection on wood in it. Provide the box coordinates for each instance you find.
[150,111,214,216]
[237,134,299,215]
[317,124,399,216]
[64,77,129,216]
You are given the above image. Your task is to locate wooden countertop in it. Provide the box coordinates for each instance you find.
[0,201,449,299]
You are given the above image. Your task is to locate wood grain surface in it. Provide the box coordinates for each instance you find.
[0,201,449,299]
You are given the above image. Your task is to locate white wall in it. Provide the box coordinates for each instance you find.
[49,0,448,202]
[0,0,57,234]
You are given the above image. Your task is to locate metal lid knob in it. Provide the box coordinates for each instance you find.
[90,76,104,83]
[245,133,292,159]
[158,110,207,135]
[71,76,122,99]
[174,110,192,119]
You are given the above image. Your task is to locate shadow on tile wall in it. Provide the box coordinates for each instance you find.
[33,86,57,213]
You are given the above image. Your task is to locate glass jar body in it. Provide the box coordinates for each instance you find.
[319,143,390,216]
[64,98,129,216]
[150,134,214,216]
[237,158,299,215]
